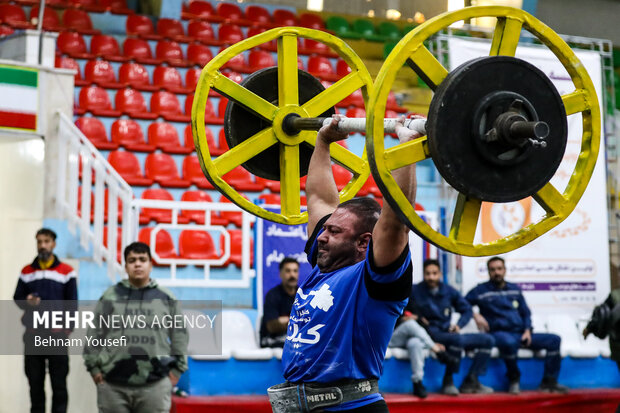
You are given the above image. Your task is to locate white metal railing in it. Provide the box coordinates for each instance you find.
[56,111,256,287]
[57,112,134,280]
[127,199,256,288]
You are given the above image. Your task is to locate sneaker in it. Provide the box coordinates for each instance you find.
[413,380,428,398]
[460,377,494,394]
[441,384,460,396]
[436,350,460,366]
[538,379,569,394]
[508,380,520,395]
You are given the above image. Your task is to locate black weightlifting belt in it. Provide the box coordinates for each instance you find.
[267,379,379,413]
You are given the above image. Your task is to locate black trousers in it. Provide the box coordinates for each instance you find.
[24,354,69,413]
[329,400,389,413]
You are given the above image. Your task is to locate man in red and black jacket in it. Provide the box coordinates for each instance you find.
[13,228,77,413]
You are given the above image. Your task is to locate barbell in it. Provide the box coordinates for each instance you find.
[191,6,600,257]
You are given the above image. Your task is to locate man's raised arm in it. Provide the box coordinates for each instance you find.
[306,115,349,237]
[371,116,422,267]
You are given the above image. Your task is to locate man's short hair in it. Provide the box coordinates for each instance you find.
[279,257,299,271]
[486,256,505,268]
[124,242,152,261]
[36,228,57,241]
[338,197,381,236]
[423,258,440,271]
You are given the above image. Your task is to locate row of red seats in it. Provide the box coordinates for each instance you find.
[4,0,131,14]
[75,86,226,122]
[0,4,100,33]
[181,1,325,31]
[103,225,253,267]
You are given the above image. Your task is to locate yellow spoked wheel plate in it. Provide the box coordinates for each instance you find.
[192,27,373,225]
[368,6,600,256]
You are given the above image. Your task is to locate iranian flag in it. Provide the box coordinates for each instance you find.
[0,65,38,131]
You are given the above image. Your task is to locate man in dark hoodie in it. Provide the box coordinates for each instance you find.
[14,228,77,413]
[83,242,188,413]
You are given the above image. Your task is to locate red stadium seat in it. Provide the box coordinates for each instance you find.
[144,153,191,188]
[183,93,220,124]
[57,31,92,59]
[151,91,189,122]
[247,26,276,51]
[182,155,213,189]
[221,48,248,72]
[75,117,118,150]
[217,195,245,227]
[83,60,122,88]
[140,187,178,224]
[245,5,273,28]
[386,91,407,113]
[223,166,264,192]
[29,6,62,31]
[187,20,222,46]
[90,34,127,62]
[183,0,224,23]
[222,70,243,84]
[179,230,219,261]
[307,56,339,82]
[126,14,160,40]
[99,0,133,15]
[345,107,366,120]
[360,173,382,198]
[301,38,335,57]
[118,62,157,91]
[218,23,244,45]
[123,37,160,65]
[157,18,191,42]
[180,190,213,224]
[138,227,178,263]
[55,56,87,86]
[107,150,154,186]
[0,25,14,37]
[185,68,201,90]
[148,122,192,154]
[115,88,158,120]
[187,125,222,155]
[155,40,188,67]
[152,66,187,94]
[258,193,280,205]
[78,86,121,116]
[255,176,280,193]
[0,4,34,29]
[336,59,352,78]
[222,229,253,267]
[273,9,297,26]
[217,128,229,152]
[248,49,275,70]
[183,125,197,152]
[69,0,106,13]
[339,88,364,108]
[332,164,352,190]
[62,9,99,35]
[299,12,325,30]
[187,42,213,66]
[110,118,155,152]
[216,2,252,26]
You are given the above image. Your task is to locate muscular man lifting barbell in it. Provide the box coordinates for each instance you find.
[267,114,421,413]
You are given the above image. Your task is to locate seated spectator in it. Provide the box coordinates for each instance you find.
[411,259,494,396]
[388,307,457,398]
[260,257,299,348]
[466,256,568,394]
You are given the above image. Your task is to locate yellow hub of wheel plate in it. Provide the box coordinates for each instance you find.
[192,27,373,225]
[368,6,600,256]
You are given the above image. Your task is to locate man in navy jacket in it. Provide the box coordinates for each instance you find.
[410,259,494,396]
[14,228,77,413]
[465,256,568,394]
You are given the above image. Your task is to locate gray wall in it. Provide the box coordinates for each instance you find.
[536,0,620,44]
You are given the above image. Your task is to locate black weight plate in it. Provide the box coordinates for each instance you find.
[427,56,567,203]
[223,67,336,181]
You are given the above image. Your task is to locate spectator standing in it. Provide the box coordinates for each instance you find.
[13,228,77,413]
[466,256,568,394]
[260,257,300,348]
[83,242,188,413]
